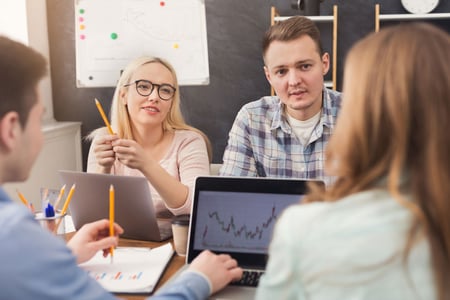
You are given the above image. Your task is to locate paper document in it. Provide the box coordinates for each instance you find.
[80,243,174,293]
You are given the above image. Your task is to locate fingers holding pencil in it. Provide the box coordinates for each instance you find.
[67,219,123,264]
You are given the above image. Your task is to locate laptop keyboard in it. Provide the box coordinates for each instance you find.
[231,269,264,287]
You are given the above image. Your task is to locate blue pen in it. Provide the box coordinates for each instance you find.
[45,202,55,218]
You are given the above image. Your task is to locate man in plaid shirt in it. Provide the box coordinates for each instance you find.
[220,16,341,185]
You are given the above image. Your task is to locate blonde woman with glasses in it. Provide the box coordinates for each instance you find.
[88,56,211,217]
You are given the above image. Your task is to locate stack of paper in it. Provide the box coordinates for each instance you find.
[79,243,174,293]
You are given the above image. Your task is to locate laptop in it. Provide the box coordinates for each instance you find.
[182,176,323,299]
[58,170,172,242]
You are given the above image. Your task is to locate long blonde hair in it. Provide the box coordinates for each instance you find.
[306,23,450,299]
[90,56,212,160]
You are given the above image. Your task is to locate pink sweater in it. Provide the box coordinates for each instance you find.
[87,130,210,215]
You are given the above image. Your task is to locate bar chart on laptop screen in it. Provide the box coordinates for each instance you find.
[193,191,302,254]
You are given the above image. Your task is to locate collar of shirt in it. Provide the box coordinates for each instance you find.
[270,86,341,134]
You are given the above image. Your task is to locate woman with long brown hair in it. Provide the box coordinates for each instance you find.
[256,22,450,300]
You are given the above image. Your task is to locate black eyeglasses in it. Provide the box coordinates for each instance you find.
[124,80,176,101]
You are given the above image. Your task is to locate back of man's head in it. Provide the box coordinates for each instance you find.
[0,36,47,128]
[262,16,323,62]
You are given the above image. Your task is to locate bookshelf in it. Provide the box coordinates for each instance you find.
[375,4,450,32]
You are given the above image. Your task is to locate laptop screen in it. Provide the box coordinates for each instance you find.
[187,176,320,269]
[193,190,303,254]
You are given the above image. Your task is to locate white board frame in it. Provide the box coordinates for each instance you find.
[75,0,209,87]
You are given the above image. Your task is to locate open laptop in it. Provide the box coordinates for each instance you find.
[58,170,172,242]
[182,176,323,299]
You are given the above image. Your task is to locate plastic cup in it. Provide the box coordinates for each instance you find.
[171,214,190,256]
[35,210,66,235]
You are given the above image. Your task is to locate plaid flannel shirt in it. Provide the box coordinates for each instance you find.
[220,87,342,185]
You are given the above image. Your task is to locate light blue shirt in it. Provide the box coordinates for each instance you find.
[256,189,435,300]
[0,188,210,300]
[220,87,341,185]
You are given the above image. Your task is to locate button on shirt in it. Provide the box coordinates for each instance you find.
[220,87,341,185]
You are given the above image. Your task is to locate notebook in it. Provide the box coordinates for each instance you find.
[58,170,172,242]
[184,176,322,299]
[80,243,174,294]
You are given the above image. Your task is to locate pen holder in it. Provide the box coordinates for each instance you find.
[35,210,67,235]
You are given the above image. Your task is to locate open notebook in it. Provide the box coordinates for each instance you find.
[79,243,174,294]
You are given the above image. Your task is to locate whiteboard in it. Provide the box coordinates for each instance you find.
[74,0,209,87]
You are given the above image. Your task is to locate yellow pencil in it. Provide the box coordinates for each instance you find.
[53,184,66,211]
[109,184,115,264]
[94,98,115,135]
[16,190,29,206]
[53,183,76,234]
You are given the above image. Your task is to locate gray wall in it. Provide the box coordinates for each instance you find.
[46,0,450,167]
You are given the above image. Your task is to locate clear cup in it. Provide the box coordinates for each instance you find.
[171,214,190,256]
[35,210,66,235]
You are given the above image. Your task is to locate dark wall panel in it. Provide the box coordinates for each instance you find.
[46,0,450,167]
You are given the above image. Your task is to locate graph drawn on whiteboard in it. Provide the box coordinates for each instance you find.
[193,191,302,254]
[75,0,209,87]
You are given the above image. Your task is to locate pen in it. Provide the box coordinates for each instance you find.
[41,188,49,205]
[53,184,66,211]
[109,184,115,264]
[16,190,29,206]
[45,202,56,232]
[53,183,76,234]
[45,202,55,218]
[29,203,35,213]
[94,98,115,135]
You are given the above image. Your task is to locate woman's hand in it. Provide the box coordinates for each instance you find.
[93,134,119,173]
[67,219,124,264]
[112,138,151,171]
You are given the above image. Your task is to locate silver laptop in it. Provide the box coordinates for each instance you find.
[182,176,323,299]
[58,170,172,242]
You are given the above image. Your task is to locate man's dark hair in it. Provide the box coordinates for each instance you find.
[0,36,47,127]
[262,16,324,63]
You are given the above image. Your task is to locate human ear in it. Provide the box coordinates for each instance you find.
[321,52,330,75]
[0,112,21,151]
[264,66,272,85]
[119,87,128,106]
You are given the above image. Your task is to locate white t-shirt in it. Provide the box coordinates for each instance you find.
[286,109,322,146]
